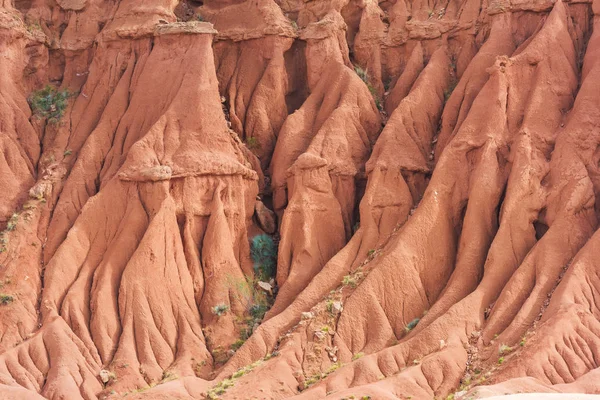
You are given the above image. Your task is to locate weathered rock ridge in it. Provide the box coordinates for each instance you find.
[1,0,600,399]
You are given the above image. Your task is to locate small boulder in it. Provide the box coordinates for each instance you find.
[258,281,273,295]
[301,312,314,320]
[255,201,277,234]
[331,301,343,314]
[99,370,111,384]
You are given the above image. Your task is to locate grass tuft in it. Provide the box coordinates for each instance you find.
[28,85,72,123]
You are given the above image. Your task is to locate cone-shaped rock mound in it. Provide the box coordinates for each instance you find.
[1,0,600,399]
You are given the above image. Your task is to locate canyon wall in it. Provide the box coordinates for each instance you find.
[0,0,599,399]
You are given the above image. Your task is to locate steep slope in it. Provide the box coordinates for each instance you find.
[0,0,600,399]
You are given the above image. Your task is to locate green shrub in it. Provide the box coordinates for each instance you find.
[0,294,15,305]
[354,66,382,111]
[231,339,245,351]
[326,299,334,313]
[249,303,268,320]
[404,317,420,332]
[245,137,260,150]
[239,326,252,341]
[444,80,457,102]
[226,275,272,328]
[354,66,369,83]
[212,304,229,316]
[342,274,358,288]
[161,371,177,382]
[498,356,505,364]
[28,85,72,122]
[499,344,512,355]
[207,378,235,399]
[250,234,277,281]
[26,21,42,33]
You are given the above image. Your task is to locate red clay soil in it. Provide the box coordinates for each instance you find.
[1,0,600,399]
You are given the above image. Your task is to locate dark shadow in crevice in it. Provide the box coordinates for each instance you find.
[284,40,309,115]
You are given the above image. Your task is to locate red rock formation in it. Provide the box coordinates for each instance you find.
[1,0,600,399]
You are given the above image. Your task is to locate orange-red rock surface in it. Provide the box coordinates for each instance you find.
[1,0,600,399]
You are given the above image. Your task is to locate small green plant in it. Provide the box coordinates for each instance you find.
[208,360,263,398]
[245,136,260,150]
[305,375,321,387]
[354,66,382,111]
[369,86,382,110]
[212,304,229,316]
[354,66,369,83]
[326,299,334,313]
[6,213,18,231]
[64,149,72,156]
[520,336,526,346]
[195,13,204,22]
[207,378,235,398]
[352,352,364,361]
[498,356,505,364]
[367,249,375,257]
[404,317,420,332]
[231,339,245,351]
[499,344,512,355]
[28,85,72,122]
[361,396,372,400]
[291,20,298,30]
[233,359,262,379]
[0,233,7,253]
[444,80,457,102]
[342,274,358,288]
[249,302,268,320]
[26,21,42,33]
[161,371,177,382]
[250,234,277,281]
[304,362,342,389]
[0,294,15,305]
[227,276,272,324]
[225,274,273,339]
[320,325,330,333]
[446,394,455,400]
[240,326,252,341]
[493,333,499,339]
[327,362,341,374]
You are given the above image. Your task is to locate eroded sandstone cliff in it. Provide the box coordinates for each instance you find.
[1,0,600,399]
